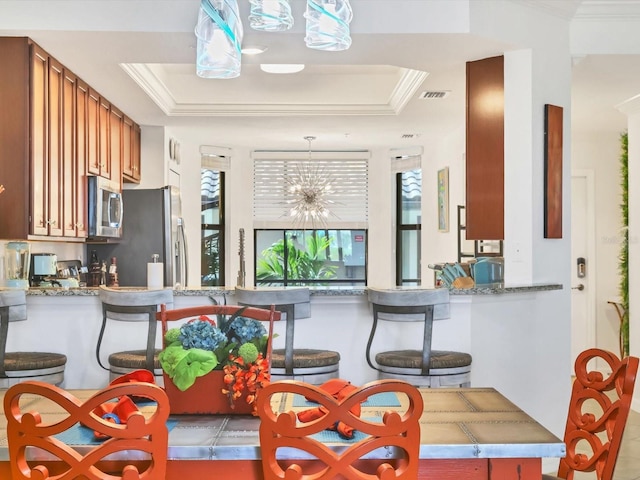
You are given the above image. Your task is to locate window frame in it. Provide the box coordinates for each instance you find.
[201,168,225,287]
[396,169,422,286]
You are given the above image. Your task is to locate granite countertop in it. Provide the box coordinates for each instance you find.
[22,283,562,296]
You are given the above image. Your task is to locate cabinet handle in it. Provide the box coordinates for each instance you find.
[46,219,57,226]
[75,223,84,229]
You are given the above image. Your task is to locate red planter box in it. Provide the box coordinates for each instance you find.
[163,369,254,415]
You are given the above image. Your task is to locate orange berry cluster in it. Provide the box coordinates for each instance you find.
[221,353,270,415]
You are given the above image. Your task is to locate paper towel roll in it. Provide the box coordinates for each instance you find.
[147,262,164,289]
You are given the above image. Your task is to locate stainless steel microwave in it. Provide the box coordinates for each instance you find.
[88,176,123,239]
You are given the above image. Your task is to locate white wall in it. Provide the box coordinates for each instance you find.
[421,126,466,286]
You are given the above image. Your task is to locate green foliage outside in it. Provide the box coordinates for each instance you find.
[202,233,221,286]
[256,234,338,285]
[619,132,629,357]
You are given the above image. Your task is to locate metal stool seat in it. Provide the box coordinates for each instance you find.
[108,349,162,371]
[271,348,340,370]
[366,287,472,388]
[235,287,340,384]
[0,290,67,388]
[96,286,173,383]
[375,349,472,371]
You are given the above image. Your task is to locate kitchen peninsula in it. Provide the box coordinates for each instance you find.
[17,282,565,442]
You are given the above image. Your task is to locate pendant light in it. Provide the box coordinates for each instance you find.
[249,0,294,32]
[304,0,353,51]
[195,0,243,79]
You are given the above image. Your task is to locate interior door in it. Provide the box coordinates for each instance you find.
[571,172,596,367]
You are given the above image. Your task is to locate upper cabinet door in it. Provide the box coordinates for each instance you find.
[98,97,111,180]
[87,87,101,177]
[122,115,141,183]
[30,44,49,236]
[62,68,77,238]
[75,79,89,238]
[47,57,64,237]
[465,55,504,241]
[109,105,123,189]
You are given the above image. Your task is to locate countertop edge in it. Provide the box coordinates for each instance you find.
[20,283,562,297]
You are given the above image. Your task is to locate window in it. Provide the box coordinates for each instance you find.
[396,169,421,285]
[252,150,369,286]
[201,169,225,286]
[255,229,367,286]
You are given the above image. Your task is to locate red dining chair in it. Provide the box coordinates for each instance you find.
[4,380,170,480]
[256,379,423,480]
[543,348,639,480]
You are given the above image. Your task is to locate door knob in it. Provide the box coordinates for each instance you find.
[572,284,584,291]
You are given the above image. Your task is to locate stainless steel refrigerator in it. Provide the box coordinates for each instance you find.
[89,186,188,287]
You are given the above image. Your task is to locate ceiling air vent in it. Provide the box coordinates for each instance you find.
[419,90,450,99]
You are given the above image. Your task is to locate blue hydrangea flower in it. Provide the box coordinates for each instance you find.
[227,316,267,345]
[179,319,227,352]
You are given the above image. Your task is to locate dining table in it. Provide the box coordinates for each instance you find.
[0,386,565,479]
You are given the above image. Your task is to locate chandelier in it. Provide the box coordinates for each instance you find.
[195,0,353,79]
[286,136,337,228]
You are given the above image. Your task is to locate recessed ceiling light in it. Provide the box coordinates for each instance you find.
[242,45,268,55]
[260,64,305,74]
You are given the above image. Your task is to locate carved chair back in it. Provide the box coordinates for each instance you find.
[551,348,638,480]
[4,380,170,480]
[256,379,423,480]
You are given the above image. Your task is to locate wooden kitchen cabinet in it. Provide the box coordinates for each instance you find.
[31,47,64,237]
[62,68,77,238]
[30,43,49,237]
[122,115,141,183]
[109,105,123,189]
[75,79,89,238]
[465,55,504,240]
[87,87,101,177]
[88,89,133,186]
[0,36,139,241]
[98,97,111,180]
[61,71,89,238]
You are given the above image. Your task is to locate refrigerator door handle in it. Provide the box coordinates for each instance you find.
[177,218,188,288]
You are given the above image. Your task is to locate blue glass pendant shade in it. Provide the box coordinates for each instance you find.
[195,0,243,79]
[304,0,352,51]
[249,0,294,31]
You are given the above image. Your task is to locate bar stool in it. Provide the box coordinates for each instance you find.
[96,286,174,383]
[0,290,67,388]
[234,287,340,384]
[366,287,472,387]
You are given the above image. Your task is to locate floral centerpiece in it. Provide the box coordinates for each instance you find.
[159,312,271,414]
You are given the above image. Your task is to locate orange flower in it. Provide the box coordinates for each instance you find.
[221,352,270,415]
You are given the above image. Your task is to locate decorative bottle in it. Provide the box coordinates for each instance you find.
[108,257,119,287]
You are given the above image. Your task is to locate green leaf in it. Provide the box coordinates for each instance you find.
[159,346,219,391]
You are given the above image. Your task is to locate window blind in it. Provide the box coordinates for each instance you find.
[252,150,369,229]
[200,145,231,170]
